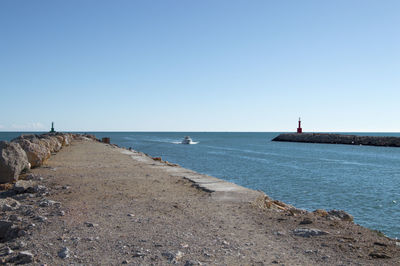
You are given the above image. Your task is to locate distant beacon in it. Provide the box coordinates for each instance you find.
[50,122,55,133]
[297,118,302,133]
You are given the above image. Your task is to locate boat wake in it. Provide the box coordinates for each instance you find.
[172,141,199,145]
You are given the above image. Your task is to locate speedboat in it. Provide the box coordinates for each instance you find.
[181,136,194,144]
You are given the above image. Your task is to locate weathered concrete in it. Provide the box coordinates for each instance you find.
[119,148,263,202]
[272,133,400,147]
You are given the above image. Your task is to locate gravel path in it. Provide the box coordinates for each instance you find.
[1,139,399,265]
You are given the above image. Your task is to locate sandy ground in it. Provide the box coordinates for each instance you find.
[1,139,399,265]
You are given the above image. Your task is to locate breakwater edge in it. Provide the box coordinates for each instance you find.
[273,133,400,147]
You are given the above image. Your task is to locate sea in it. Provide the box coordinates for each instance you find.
[1,132,399,239]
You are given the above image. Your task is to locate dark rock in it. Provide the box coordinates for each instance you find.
[58,247,70,259]
[299,218,313,225]
[369,252,391,259]
[0,141,30,184]
[0,220,15,240]
[13,180,36,194]
[185,260,201,266]
[313,209,328,217]
[132,250,146,257]
[71,236,80,242]
[293,228,329,237]
[162,251,184,262]
[38,198,59,207]
[17,230,27,237]
[12,193,33,201]
[327,210,353,222]
[9,215,22,222]
[0,246,13,256]
[373,242,387,247]
[19,204,35,216]
[161,251,175,261]
[84,222,99,227]
[34,215,47,222]
[33,185,49,195]
[8,251,33,264]
[9,240,27,250]
[304,250,316,254]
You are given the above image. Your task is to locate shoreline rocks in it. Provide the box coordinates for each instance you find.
[0,133,99,184]
[272,133,400,147]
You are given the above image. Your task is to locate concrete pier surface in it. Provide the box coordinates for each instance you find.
[1,139,399,264]
[273,133,400,147]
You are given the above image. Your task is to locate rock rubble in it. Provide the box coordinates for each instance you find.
[0,174,67,264]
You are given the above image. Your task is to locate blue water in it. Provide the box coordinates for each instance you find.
[1,132,400,239]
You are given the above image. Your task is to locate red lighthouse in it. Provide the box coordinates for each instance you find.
[297,117,302,133]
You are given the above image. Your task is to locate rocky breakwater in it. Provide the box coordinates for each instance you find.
[0,133,97,184]
[272,133,400,147]
[0,133,98,263]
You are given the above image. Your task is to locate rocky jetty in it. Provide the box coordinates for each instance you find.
[0,136,399,264]
[272,133,400,147]
[0,133,98,184]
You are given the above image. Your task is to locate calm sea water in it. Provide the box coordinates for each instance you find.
[1,132,399,239]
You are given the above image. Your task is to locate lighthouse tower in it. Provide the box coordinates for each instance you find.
[297,118,302,133]
[50,122,55,133]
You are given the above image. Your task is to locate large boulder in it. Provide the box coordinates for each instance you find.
[38,136,61,153]
[12,138,50,168]
[34,138,52,152]
[55,135,65,146]
[54,133,72,146]
[0,141,30,184]
[64,134,72,146]
[48,136,62,152]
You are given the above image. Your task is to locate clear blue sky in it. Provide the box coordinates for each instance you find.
[1,0,399,132]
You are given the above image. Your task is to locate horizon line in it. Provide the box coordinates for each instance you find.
[1,130,400,133]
